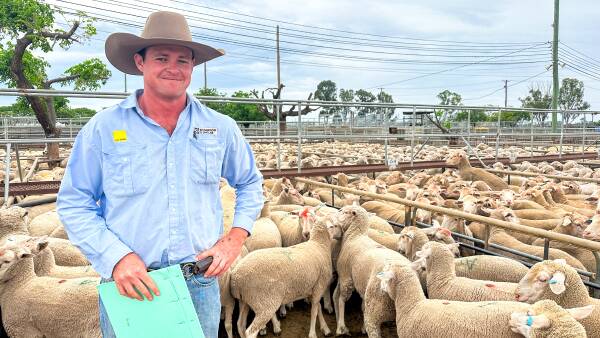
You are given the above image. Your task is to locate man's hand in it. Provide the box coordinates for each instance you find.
[196,227,248,277]
[112,252,160,301]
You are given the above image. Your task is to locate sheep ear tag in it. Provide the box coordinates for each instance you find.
[548,271,566,295]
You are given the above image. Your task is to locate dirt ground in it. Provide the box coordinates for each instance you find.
[218,293,397,338]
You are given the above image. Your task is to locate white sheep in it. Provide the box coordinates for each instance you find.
[515,259,600,336]
[33,245,99,279]
[377,262,589,338]
[333,205,410,338]
[28,210,62,237]
[230,216,339,338]
[413,241,518,302]
[243,201,282,252]
[0,235,100,338]
[509,299,592,337]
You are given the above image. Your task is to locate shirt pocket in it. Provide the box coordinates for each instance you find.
[189,137,225,185]
[102,144,151,197]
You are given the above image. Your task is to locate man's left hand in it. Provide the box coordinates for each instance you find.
[196,227,248,277]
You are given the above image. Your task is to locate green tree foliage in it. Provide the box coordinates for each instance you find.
[339,88,355,123]
[559,78,590,126]
[194,87,266,121]
[519,87,552,125]
[0,0,110,159]
[354,89,376,117]
[377,90,395,120]
[428,90,463,133]
[455,109,488,123]
[314,80,339,118]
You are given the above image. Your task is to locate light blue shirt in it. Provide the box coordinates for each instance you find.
[57,90,263,278]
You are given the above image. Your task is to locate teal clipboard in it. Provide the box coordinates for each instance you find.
[97,265,205,338]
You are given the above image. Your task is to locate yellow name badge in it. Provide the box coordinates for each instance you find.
[112,130,128,142]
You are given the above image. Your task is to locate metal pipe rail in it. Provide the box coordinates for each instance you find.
[487,169,600,184]
[294,178,600,252]
[2,88,600,114]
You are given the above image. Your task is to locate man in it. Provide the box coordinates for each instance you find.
[57,11,263,338]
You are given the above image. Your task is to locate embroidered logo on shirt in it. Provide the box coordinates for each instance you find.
[112,130,127,142]
[193,127,218,139]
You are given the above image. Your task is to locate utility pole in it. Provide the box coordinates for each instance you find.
[504,80,508,107]
[551,0,560,131]
[275,25,281,122]
[276,25,281,90]
[203,63,207,89]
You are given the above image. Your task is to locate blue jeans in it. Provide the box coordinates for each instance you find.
[99,273,221,338]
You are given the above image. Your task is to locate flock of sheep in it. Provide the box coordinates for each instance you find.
[1,142,600,337]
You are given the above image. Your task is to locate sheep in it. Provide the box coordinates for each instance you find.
[221,182,236,233]
[243,201,283,252]
[274,186,305,205]
[484,208,587,271]
[515,259,600,337]
[49,224,69,239]
[333,205,410,338]
[366,229,400,251]
[509,299,592,338]
[0,207,88,266]
[33,245,98,279]
[219,245,249,338]
[454,255,530,283]
[230,216,338,338]
[413,241,518,302]
[367,214,395,234]
[0,207,29,239]
[531,214,596,272]
[445,150,509,190]
[274,207,314,247]
[377,262,532,338]
[361,200,405,224]
[582,213,600,241]
[0,236,101,338]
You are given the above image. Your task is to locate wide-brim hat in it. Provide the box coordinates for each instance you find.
[105,11,225,75]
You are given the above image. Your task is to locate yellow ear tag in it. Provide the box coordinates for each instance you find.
[113,130,127,142]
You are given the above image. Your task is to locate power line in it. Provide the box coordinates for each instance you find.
[365,42,551,89]
[463,70,550,101]
[54,5,551,67]
[559,42,600,66]
[558,49,600,73]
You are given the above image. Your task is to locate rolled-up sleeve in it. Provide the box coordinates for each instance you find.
[57,127,132,278]
[221,122,263,235]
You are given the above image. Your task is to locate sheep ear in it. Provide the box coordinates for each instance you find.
[528,315,551,329]
[561,216,572,227]
[421,227,437,236]
[432,220,441,228]
[548,271,566,295]
[415,247,431,259]
[553,259,567,266]
[410,258,426,272]
[566,305,594,321]
[446,243,460,252]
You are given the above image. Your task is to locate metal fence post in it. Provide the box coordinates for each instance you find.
[530,111,534,157]
[495,109,502,161]
[559,111,564,158]
[411,106,416,166]
[467,109,471,147]
[582,113,586,154]
[3,143,11,204]
[276,104,281,170]
[297,101,302,173]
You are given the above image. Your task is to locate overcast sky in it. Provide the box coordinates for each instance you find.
[2,0,600,113]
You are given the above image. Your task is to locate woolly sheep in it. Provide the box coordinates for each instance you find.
[0,236,100,338]
[413,241,518,302]
[515,259,600,336]
[333,205,410,337]
[33,245,98,279]
[243,202,282,252]
[377,262,531,337]
[509,299,591,338]
[231,216,339,338]
[28,210,63,237]
[454,255,529,283]
[445,150,509,190]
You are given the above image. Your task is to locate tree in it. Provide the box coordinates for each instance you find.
[0,0,110,160]
[314,80,339,120]
[339,88,355,123]
[427,90,462,133]
[354,89,376,119]
[377,90,395,121]
[194,88,266,122]
[559,78,590,126]
[250,83,317,131]
[455,109,488,123]
[519,86,552,125]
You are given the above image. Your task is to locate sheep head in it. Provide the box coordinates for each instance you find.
[509,300,591,338]
[333,205,369,234]
[582,213,600,241]
[376,261,416,298]
[0,206,29,239]
[445,150,467,166]
[0,235,48,280]
[515,259,573,304]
